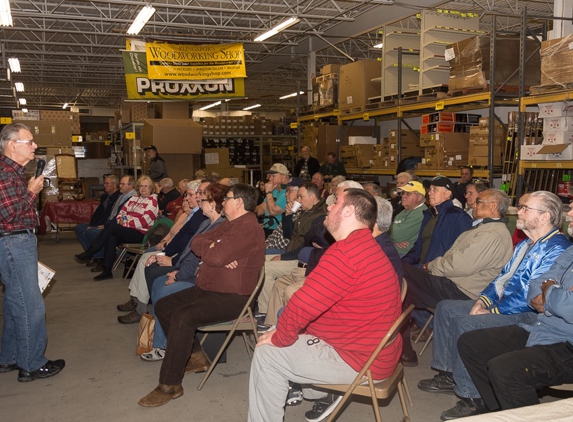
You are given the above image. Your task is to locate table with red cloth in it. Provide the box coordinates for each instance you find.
[39,199,100,241]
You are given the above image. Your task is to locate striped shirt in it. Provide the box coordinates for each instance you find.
[116,194,159,233]
[0,155,38,232]
[273,228,402,380]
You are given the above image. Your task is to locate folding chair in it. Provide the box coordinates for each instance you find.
[196,267,265,391]
[313,304,415,422]
[414,307,435,356]
[111,218,174,273]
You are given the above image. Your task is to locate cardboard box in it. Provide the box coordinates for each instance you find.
[542,131,573,145]
[14,120,72,147]
[321,64,341,75]
[204,148,231,169]
[419,132,470,148]
[538,143,573,160]
[537,102,573,118]
[541,34,573,86]
[520,145,544,160]
[353,144,375,168]
[543,117,573,132]
[153,102,190,119]
[142,119,202,154]
[338,60,381,110]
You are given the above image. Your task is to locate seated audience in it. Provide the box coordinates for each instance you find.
[73,175,159,281]
[389,181,427,257]
[318,151,346,182]
[137,183,265,407]
[464,182,488,218]
[248,188,402,422]
[156,178,181,218]
[418,191,570,420]
[391,171,414,218]
[325,175,345,206]
[255,163,289,236]
[164,179,189,222]
[363,182,382,197]
[311,172,329,200]
[265,181,302,255]
[452,166,474,208]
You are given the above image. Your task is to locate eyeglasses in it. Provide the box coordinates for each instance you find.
[14,139,35,146]
[196,190,206,195]
[223,196,237,202]
[183,192,196,198]
[517,204,546,213]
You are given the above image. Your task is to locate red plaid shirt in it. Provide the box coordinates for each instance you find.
[0,155,38,232]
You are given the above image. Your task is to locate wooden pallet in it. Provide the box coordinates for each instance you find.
[448,84,522,97]
[530,83,573,95]
[417,91,447,102]
[339,106,364,115]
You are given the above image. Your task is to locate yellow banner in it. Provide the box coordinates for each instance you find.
[145,42,246,80]
[123,50,246,100]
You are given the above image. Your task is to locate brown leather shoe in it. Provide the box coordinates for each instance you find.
[138,384,183,407]
[184,350,210,375]
[117,310,141,324]
[117,297,137,312]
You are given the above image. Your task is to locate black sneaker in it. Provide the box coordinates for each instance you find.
[418,371,456,395]
[286,382,303,406]
[440,397,487,421]
[18,359,66,382]
[305,393,343,422]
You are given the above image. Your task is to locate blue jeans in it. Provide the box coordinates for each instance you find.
[431,299,537,399]
[265,248,284,255]
[150,276,194,349]
[0,232,48,372]
[74,224,104,259]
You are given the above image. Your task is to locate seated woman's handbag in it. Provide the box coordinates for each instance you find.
[136,313,155,355]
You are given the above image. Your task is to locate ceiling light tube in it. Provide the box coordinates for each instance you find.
[18,98,26,106]
[254,17,300,42]
[199,101,221,111]
[14,82,24,92]
[0,0,13,27]
[373,43,383,49]
[63,102,69,109]
[127,5,156,35]
[8,57,20,73]
[279,91,304,100]
[21,108,28,113]
[243,104,261,111]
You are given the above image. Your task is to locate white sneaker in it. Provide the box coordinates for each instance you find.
[140,348,165,362]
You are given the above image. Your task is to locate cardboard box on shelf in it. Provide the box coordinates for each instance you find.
[541,34,573,86]
[542,131,573,145]
[142,119,202,154]
[338,60,381,110]
[14,120,72,147]
[537,102,573,118]
[538,143,573,160]
[354,144,375,168]
[543,117,573,132]
[321,64,341,75]
[520,144,544,160]
[153,102,190,119]
[204,148,231,170]
[419,132,470,148]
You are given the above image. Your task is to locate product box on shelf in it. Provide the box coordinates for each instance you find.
[542,131,573,145]
[321,64,341,75]
[14,119,72,147]
[419,132,470,148]
[354,144,375,168]
[317,73,338,107]
[520,145,544,160]
[421,122,475,135]
[537,102,573,118]
[142,119,202,154]
[540,34,573,86]
[538,143,573,160]
[543,117,573,132]
[338,60,381,110]
[421,112,480,125]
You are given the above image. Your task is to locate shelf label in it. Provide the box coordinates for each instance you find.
[290,123,298,129]
[314,116,319,121]
[105,140,111,146]
[435,101,445,110]
[125,132,135,139]
[363,113,370,121]
[0,117,12,124]
[333,109,340,116]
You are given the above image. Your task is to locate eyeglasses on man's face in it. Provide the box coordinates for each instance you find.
[517,204,546,213]
[14,139,35,147]
[223,196,237,202]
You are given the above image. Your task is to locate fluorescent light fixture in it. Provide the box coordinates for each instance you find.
[0,0,13,26]
[14,82,24,92]
[18,98,26,106]
[279,91,304,100]
[254,17,300,42]
[243,104,261,111]
[373,43,384,49]
[21,108,28,113]
[127,5,156,35]
[62,102,68,109]
[199,101,221,111]
[8,57,20,73]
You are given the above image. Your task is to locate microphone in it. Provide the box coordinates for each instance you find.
[35,159,46,178]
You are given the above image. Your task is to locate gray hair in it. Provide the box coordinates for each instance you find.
[363,182,382,196]
[375,197,393,232]
[331,175,346,186]
[337,180,364,190]
[187,180,202,191]
[396,172,414,183]
[104,174,119,187]
[483,189,510,218]
[467,182,489,195]
[529,191,563,228]
[159,178,174,189]
[0,123,30,155]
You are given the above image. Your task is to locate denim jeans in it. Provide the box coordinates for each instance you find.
[265,248,284,255]
[74,223,104,259]
[150,275,194,349]
[0,232,48,372]
[431,299,537,399]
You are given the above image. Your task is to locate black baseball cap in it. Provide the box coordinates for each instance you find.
[423,176,453,191]
[143,145,157,152]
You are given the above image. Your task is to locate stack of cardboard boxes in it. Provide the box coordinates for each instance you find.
[521,102,573,160]
[373,130,424,170]
[420,112,480,135]
[312,64,340,111]
[202,137,260,166]
[204,147,244,183]
[14,109,78,147]
[468,117,504,167]
[338,60,381,112]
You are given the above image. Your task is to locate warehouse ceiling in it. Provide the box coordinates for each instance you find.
[0,0,559,114]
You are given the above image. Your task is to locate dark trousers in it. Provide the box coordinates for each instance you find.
[155,286,248,386]
[458,325,573,411]
[401,263,471,355]
[89,222,144,270]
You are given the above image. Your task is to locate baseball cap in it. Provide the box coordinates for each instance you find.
[423,176,453,191]
[143,145,157,152]
[195,169,207,178]
[264,163,289,176]
[398,181,426,196]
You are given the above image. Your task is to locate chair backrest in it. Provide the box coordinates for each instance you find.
[55,154,78,179]
[401,278,408,303]
[142,218,174,247]
[354,304,415,382]
[243,267,266,315]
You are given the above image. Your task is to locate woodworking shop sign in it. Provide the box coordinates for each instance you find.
[145,42,246,80]
[122,50,245,100]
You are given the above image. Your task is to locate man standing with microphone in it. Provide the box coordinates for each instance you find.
[0,123,65,382]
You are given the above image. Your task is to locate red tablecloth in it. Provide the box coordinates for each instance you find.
[39,199,100,235]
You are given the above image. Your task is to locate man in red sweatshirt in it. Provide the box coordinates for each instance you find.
[248,188,403,422]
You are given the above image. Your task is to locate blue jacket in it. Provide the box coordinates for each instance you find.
[402,200,472,265]
[163,208,208,265]
[480,228,570,315]
[523,245,573,347]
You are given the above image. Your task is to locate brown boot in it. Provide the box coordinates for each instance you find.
[138,384,183,407]
[117,309,141,324]
[184,350,210,375]
[117,297,137,312]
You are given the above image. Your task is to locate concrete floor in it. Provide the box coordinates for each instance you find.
[0,231,566,422]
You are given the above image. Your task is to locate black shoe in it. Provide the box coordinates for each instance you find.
[440,398,487,421]
[305,393,343,422]
[93,271,113,281]
[418,371,456,394]
[401,350,418,367]
[17,359,65,382]
[0,362,18,373]
[90,264,104,273]
[286,382,303,406]
[86,258,102,268]
[74,252,92,264]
